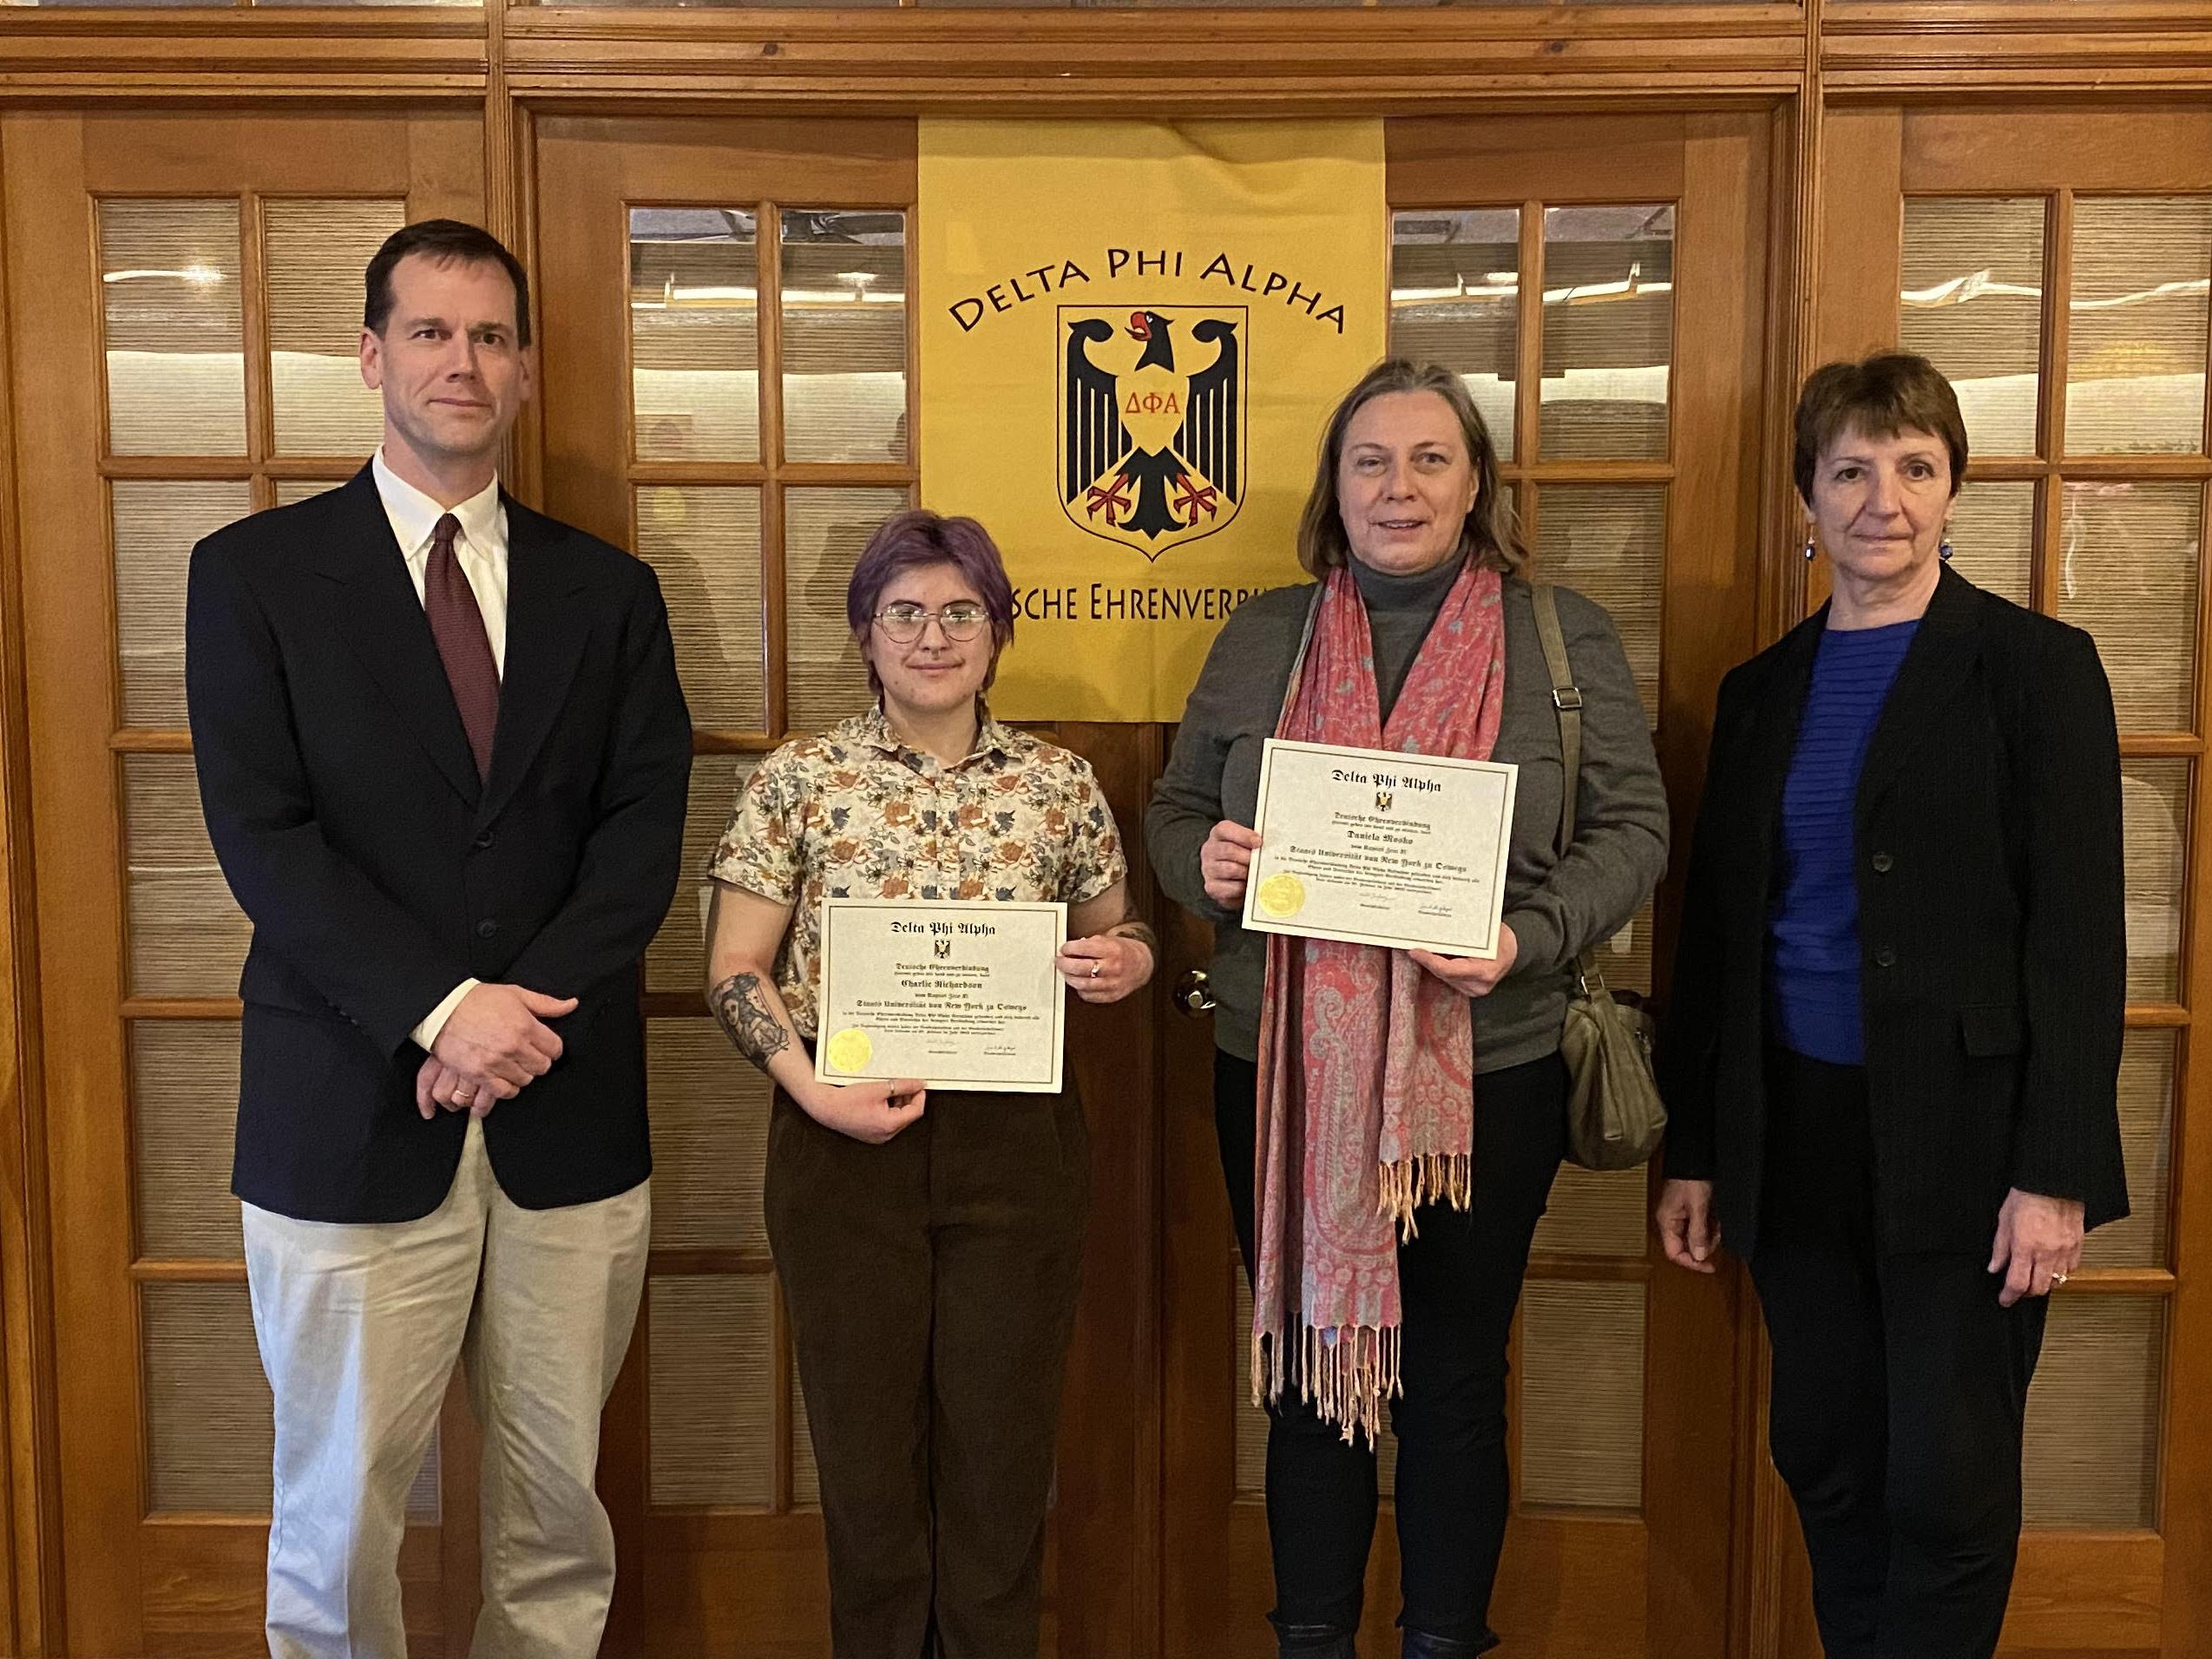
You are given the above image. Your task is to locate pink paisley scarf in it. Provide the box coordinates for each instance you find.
[1251,557,1507,1442]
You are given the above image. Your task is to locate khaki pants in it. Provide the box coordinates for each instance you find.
[243,1117,650,1659]
[765,1085,1090,1659]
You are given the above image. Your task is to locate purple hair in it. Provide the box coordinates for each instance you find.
[847,508,1018,695]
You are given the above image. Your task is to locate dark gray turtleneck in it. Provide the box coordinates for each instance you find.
[1354,551,1467,722]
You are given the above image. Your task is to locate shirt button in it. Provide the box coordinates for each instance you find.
[1870,851,1894,874]
[473,830,496,852]
[476,919,498,940]
[1873,947,1896,969]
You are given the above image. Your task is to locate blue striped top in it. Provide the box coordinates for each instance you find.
[1770,620,1920,1065]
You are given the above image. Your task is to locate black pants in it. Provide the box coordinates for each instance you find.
[1215,1046,1568,1646]
[1751,1047,2048,1659]
[765,1085,1090,1659]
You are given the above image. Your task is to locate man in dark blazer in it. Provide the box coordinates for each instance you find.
[187,219,690,1658]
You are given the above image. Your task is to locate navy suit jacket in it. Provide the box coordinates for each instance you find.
[186,465,692,1223]
[1660,565,2130,1258]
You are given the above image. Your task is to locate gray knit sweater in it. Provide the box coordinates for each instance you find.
[1145,563,1670,1070]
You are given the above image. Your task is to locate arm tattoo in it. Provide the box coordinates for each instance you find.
[710,972,792,1072]
[1106,916,1159,961]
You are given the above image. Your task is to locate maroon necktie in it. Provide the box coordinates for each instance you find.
[424,513,501,779]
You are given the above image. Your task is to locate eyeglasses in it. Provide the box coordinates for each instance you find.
[873,602,990,645]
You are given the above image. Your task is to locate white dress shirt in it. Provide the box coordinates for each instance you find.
[371,449,509,1053]
[372,448,509,673]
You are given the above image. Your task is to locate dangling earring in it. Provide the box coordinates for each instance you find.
[1940,534,1954,562]
[1802,532,1817,563]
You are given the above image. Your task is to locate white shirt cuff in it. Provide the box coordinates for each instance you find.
[412,979,482,1053]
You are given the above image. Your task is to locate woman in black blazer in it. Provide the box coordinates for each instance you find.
[1656,352,2129,1659]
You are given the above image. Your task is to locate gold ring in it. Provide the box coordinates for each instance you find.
[1091,961,1103,979]
[2051,1271,2068,1286]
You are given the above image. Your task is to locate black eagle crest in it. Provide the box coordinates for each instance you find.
[1063,310,1241,546]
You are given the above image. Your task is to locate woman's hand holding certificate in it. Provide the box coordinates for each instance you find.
[1239,738,1518,960]
[1199,821,1264,908]
[1408,924,1519,998]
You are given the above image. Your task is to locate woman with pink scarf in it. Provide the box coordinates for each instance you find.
[1148,358,1669,1659]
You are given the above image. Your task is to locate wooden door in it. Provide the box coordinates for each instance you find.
[1158,111,1772,1658]
[1804,103,2212,1659]
[0,108,486,1656]
[529,114,1152,1657]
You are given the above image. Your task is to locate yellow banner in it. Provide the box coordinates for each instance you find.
[919,119,1387,721]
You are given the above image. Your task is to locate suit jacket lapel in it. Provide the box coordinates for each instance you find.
[312,467,482,809]
[477,495,592,830]
[1855,564,1982,830]
[1743,607,1825,915]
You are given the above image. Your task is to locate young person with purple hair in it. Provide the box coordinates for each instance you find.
[702,508,1154,1658]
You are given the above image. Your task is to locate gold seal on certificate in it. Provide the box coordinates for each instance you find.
[1240,738,1518,958]
[813,899,1068,1092]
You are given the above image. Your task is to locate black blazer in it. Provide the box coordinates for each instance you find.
[186,466,692,1223]
[1660,565,2130,1258]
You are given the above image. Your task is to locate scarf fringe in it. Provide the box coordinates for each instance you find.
[1376,1151,1472,1241]
[1252,1321,1403,1446]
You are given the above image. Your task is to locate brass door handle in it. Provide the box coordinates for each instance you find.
[1175,967,1218,1018]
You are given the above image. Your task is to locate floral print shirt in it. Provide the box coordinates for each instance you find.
[709,703,1127,1039]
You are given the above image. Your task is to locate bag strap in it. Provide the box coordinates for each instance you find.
[1531,582,1582,861]
[1272,580,1329,734]
[1531,583,1602,992]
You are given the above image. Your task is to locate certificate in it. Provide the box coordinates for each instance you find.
[1240,738,1517,958]
[814,899,1068,1093]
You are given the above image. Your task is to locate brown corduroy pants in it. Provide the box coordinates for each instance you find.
[765,1085,1090,1659]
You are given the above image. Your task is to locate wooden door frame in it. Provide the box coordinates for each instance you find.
[0,113,65,1659]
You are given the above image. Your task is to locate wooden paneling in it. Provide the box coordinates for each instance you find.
[140,1520,448,1656]
[502,8,1806,106]
[1999,1532,2163,1652]
[1823,7,2212,97]
[6,108,144,1656]
[1389,115,1690,207]
[1812,106,1903,369]
[2167,137,2212,1648]
[0,106,58,1659]
[1900,107,2212,197]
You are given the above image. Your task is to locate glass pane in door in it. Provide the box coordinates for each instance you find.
[1900,197,2045,459]
[781,209,908,464]
[100,200,246,457]
[1391,208,1521,459]
[631,207,761,464]
[2066,197,2212,456]
[266,198,404,457]
[1539,206,1672,461]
